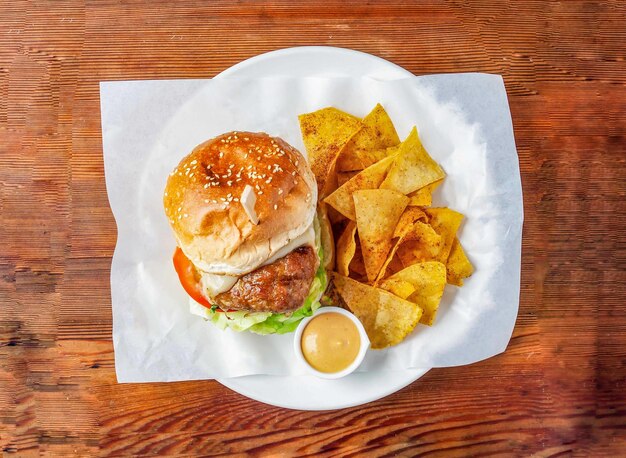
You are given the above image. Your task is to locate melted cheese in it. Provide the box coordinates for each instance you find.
[198,222,316,297]
[199,272,239,297]
[260,222,315,268]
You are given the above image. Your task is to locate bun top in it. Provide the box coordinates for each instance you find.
[164,132,317,275]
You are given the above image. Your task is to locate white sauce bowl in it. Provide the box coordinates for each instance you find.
[293,306,370,379]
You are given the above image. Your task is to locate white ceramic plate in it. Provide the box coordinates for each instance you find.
[214,47,430,411]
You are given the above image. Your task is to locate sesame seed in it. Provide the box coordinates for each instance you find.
[164,192,168,196]
[274,204,278,210]
[258,191,263,195]
[212,199,218,203]
[295,160,299,166]
[183,213,188,218]
[189,173,194,178]
[278,189,283,195]
[227,193,232,198]
[190,160,197,165]
[219,152,224,158]
[204,184,209,189]
[229,164,235,169]
[220,198,226,202]
[244,137,249,141]
[294,180,298,185]
[234,197,239,202]
[227,181,232,186]
[292,171,296,176]
[221,139,225,143]
[178,215,182,220]
[204,199,209,203]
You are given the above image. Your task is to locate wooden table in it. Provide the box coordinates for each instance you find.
[1,1,624,456]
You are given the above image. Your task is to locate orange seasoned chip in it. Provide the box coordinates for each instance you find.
[336,104,400,171]
[299,107,363,198]
[407,180,442,207]
[393,207,429,239]
[336,221,357,277]
[317,203,335,271]
[353,189,409,282]
[348,240,367,281]
[446,237,474,286]
[377,221,442,282]
[380,127,445,195]
[333,273,422,349]
[378,278,416,299]
[324,155,395,221]
[337,171,358,187]
[425,208,464,263]
[381,262,447,326]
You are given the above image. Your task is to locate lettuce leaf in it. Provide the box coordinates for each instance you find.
[191,216,328,335]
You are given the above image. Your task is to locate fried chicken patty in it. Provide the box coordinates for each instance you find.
[215,246,319,313]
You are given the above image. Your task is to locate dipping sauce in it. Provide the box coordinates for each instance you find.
[301,312,361,373]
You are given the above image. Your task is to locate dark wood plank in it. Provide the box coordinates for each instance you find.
[1,0,624,456]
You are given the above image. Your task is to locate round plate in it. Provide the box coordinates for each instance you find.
[214,46,430,411]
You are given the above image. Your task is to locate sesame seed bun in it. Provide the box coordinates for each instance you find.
[163,132,318,275]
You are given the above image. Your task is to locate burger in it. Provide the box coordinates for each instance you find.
[163,132,333,334]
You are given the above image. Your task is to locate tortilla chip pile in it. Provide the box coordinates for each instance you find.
[299,105,474,349]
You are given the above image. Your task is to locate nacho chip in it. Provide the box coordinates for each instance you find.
[446,237,474,286]
[353,189,409,282]
[393,207,428,239]
[381,262,447,325]
[425,208,464,263]
[380,127,445,194]
[325,155,395,220]
[337,171,358,187]
[378,278,416,299]
[348,239,367,280]
[336,104,400,171]
[337,145,398,172]
[333,273,423,349]
[336,221,357,277]
[397,223,443,267]
[408,180,442,207]
[377,221,442,282]
[299,107,363,198]
[317,203,335,271]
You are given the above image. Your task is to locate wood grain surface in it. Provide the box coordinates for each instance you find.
[1,1,625,456]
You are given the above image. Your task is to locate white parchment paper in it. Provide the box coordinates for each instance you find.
[101,75,522,382]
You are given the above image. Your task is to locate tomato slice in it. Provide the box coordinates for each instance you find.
[172,247,212,309]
